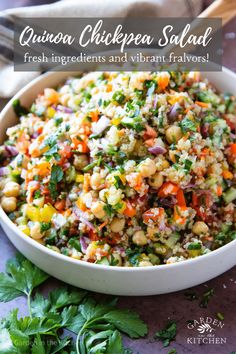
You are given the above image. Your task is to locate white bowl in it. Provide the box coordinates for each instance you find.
[0,68,236,296]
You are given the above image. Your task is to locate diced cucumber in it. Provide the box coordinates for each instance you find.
[96,256,110,265]
[221,223,231,233]
[223,187,236,203]
[148,253,161,265]
[165,232,181,248]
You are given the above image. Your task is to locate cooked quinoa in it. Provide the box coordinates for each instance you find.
[0,71,236,266]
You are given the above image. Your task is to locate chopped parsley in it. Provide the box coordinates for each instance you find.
[154,320,177,347]
[180,117,197,133]
[48,165,64,200]
[112,91,126,105]
[199,288,214,308]
[40,222,51,233]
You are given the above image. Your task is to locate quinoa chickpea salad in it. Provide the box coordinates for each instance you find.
[0,71,236,267]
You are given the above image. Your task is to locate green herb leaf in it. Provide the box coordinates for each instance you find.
[105,330,123,354]
[104,309,148,338]
[154,320,177,347]
[0,328,17,354]
[49,287,87,311]
[0,254,49,301]
[31,334,46,354]
[12,99,29,117]
[49,165,64,200]
[199,288,214,308]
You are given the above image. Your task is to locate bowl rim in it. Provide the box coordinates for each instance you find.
[0,67,236,273]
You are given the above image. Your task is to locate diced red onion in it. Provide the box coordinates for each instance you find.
[80,236,90,253]
[73,206,96,231]
[31,132,39,139]
[201,123,209,138]
[0,167,9,176]
[5,145,18,157]
[148,145,166,155]
[159,218,167,231]
[182,183,196,189]
[53,105,73,113]
[153,94,158,108]
[159,196,176,207]
[168,103,181,121]
[92,115,110,135]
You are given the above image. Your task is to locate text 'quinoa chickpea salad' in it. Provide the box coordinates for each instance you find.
[0,71,236,267]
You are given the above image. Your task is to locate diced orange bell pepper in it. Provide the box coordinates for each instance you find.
[158,182,179,198]
[195,101,209,108]
[123,200,136,217]
[158,75,169,91]
[173,205,187,225]
[91,111,99,122]
[216,186,223,196]
[222,170,233,179]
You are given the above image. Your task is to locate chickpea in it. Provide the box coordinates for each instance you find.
[3,181,20,197]
[138,158,156,177]
[156,158,170,172]
[192,221,209,235]
[139,261,153,267]
[110,217,125,233]
[74,154,89,170]
[165,125,182,144]
[132,230,148,246]
[91,201,106,219]
[59,93,70,106]
[148,173,163,189]
[1,197,17,213]
[90,173,103,190]
[30,222,43,240]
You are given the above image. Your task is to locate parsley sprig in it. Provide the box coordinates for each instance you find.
[0,254,148,353]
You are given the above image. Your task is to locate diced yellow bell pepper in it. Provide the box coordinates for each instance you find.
[40,204,57,222]
[76,174,84,183]
[111,117,122,125]
[18,225,31,236]
[26,204,56,222]
[26,205,41,222]
[47,107,56,118]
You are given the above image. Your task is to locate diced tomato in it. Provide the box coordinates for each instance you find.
[176,189,186,207]
[143,125,157,140]
[230,143,236,155]
[143,207,164,224]
[54,199,66,211]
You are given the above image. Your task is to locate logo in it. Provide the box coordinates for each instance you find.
[186,317,227,345]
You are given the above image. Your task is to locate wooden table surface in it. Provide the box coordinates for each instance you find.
[0,1,235,353]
